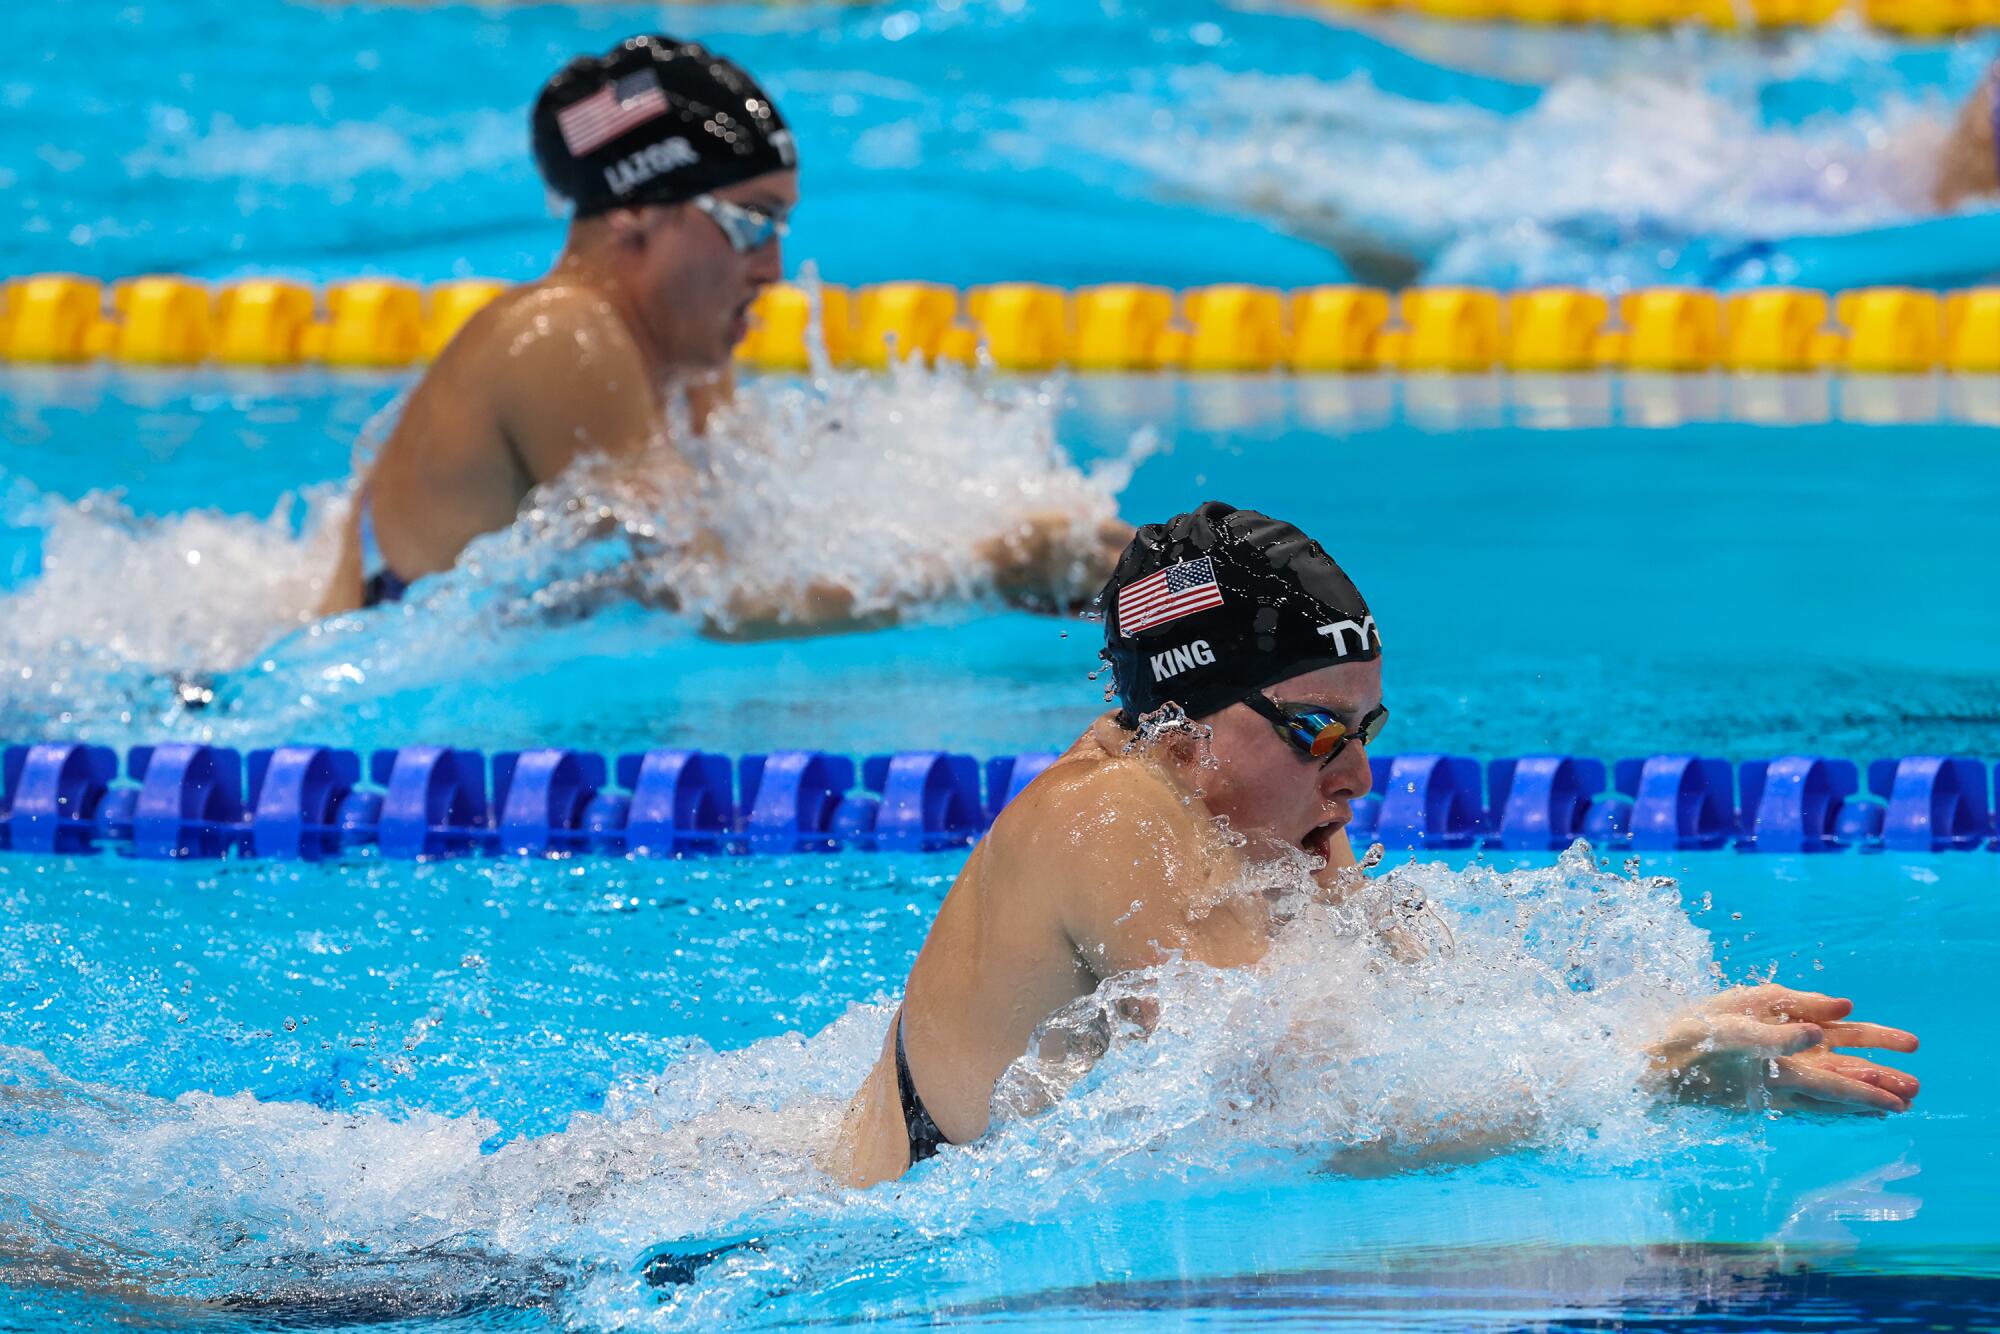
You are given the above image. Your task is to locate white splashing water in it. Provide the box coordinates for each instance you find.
[0,485,353,730]
[0,358,1145,739]
[0,845,1733,1328]
[660,357,1145,626]
[1058,64,1954,285]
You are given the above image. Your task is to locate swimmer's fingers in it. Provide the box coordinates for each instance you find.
[1815,1021,1920,1054]
[1721,985,1854,1024]
[1769,1086,1903,1115]
[1801,1051,1920,1102]
[1649,1014,1811,1061]
[1771,1056,1911,1113]
[1699,1015,1824,1057]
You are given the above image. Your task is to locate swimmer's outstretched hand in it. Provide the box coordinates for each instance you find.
[978,514,1133,613]
[1644,984,1920,1114]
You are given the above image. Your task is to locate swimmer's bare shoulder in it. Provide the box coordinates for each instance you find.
[454,279,663,479]
[985,718,1268,975]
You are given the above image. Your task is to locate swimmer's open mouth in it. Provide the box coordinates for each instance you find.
[1301,819,1345,861]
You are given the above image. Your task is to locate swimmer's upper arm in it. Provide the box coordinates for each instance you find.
[1016,765,1267,980]
[487,289,663,484]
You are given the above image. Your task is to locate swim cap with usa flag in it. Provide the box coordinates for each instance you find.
[532,35,796,218]
[1098,501,1379,726]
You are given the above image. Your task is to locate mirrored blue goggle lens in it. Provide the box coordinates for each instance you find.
[721,209,785,251]
[1288,710,1344,756]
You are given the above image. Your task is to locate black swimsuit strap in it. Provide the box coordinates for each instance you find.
[361,568,410,608]
[894,1008,951,1165]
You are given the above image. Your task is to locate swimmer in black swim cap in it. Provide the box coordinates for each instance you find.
[1094,500,1387,870]
[321,32,802,617]
[532,35,797,221]
[828,501,1391,1186]
[1098,499,1383,730]
[828,500,1920,1191]
[321,33,1119,627]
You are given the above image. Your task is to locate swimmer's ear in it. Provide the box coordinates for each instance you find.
[603,205,673,244]
[602,207,646,240]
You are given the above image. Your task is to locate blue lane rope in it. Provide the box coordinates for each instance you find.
[0,743,1994,861]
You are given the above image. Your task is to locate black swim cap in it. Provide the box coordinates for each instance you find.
[532,35,796,218]
[1099,501,1379,726]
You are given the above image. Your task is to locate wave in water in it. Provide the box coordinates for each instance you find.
[0,845,1747,1329]
[1058,55,1961,286]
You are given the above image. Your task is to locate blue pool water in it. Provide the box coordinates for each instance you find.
[7,0,2000,288]
[6,0,2000,1330]
[4,360,1996,1332]
[5,368,2000,760]
[1,843,1991,1331]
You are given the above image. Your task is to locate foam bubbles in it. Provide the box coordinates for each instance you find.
[559,350,1142,630]
[0,483,350,738]
[982,843,1715,1185]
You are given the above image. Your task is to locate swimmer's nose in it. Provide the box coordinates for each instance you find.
[1322,740,1372,801]
[747,235,784,285]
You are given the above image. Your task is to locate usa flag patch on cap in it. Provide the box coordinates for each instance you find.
[1118,556,1223,635]
[557,69,669,156]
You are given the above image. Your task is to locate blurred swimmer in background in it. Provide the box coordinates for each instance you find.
[322,34,1126,627]
[828,502,1922,1187]
[1935,64,1998,209]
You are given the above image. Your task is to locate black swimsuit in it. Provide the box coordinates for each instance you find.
[362,568,410,608]
[895,1008,951,1165]
[356,495,412,608]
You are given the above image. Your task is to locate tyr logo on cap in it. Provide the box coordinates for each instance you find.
[1316,615,1379,658]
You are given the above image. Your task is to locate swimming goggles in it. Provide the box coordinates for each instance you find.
[1240,695,1388,766]
[691,194,790,253]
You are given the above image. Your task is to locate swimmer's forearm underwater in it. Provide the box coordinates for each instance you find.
[660,515,1131,637]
